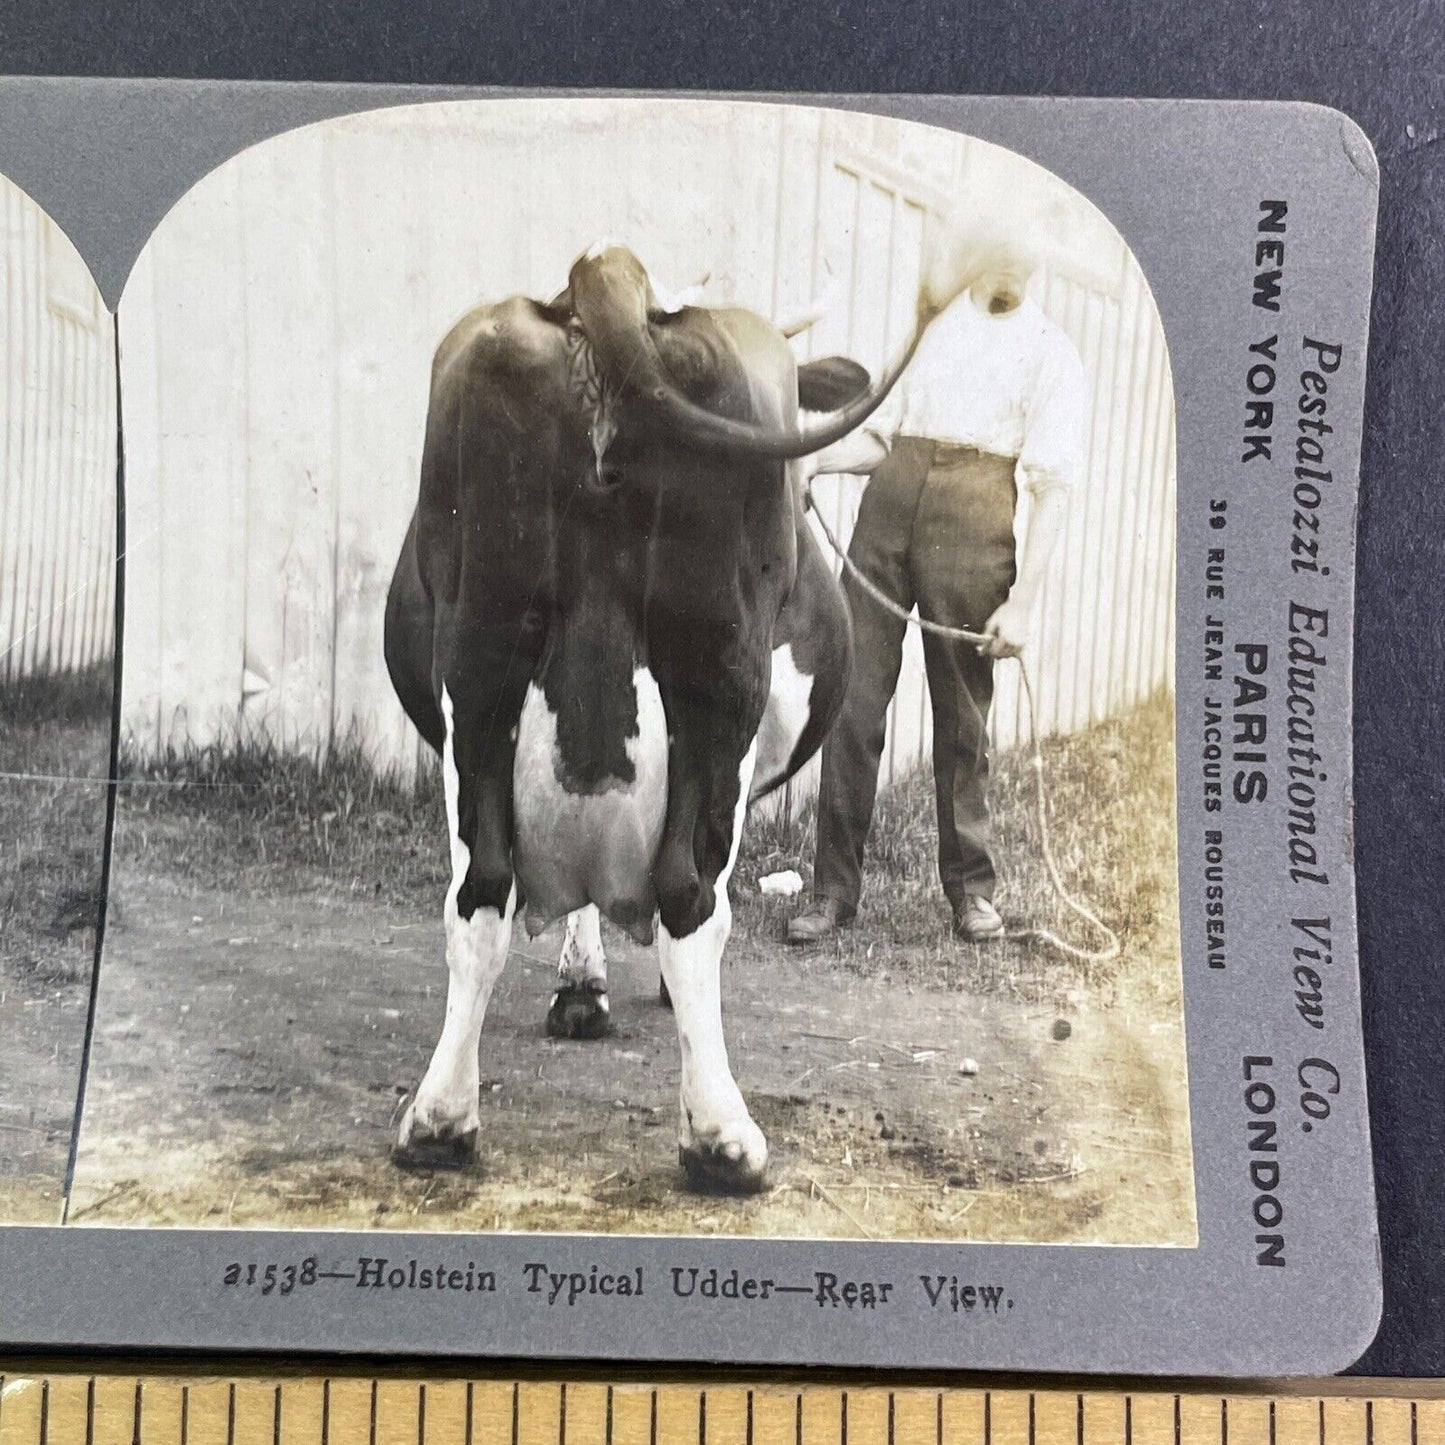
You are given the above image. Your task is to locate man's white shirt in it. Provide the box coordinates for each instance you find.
[865,293,1087,495]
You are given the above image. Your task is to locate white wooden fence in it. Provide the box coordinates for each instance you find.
[0,181,116,684]
[119,99,1175,792]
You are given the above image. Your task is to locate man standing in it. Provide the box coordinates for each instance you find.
[788,217,1087,944]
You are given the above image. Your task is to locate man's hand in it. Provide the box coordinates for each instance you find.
[980,596,1033,659]
[810,433,889,477]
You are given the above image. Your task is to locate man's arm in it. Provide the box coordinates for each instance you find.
[980,338,1086,659]
[808,430,890,477]
[980,485,1068,658]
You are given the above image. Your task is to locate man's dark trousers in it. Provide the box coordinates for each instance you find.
[813,437,1018,914]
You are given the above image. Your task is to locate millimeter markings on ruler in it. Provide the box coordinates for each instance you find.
[0,1373,1443,1445]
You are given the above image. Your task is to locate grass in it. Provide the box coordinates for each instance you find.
[0,664,113,987]
[116,690,1179,1008]
[118,726,452,906]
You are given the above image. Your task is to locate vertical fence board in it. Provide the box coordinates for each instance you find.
[0,188,114,688]
[1139,358,1168,693]
[46,321,76,671]
[1108,271,1149,709]
[0,190,18,666]
[328,123,432,775]
[1147,383,1179,689]
[57,321,84,672]
[83,317,108,671]
[152,166,248,749]
[118,248,163,738]
[237,129,339,756]
[774,108,824,332]
[1086,292,1127,724]
[0,189,28,673]
[14,200,46,677]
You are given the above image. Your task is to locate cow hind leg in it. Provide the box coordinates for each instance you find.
[658,740,767,1194]
[395,687,516,1169]
[547,905,611,1039]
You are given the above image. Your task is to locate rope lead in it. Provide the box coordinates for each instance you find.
[805,486,1121,965]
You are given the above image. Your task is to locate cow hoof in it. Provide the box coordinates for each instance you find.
[658,976,673,1010]
[546,983,611,1039]
[678,1125,769,1195]
[393,1100,479,1171]
[393,1131,477,1171]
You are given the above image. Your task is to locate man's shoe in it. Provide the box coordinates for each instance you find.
[953,895,1005,942]
[786,897,856,945]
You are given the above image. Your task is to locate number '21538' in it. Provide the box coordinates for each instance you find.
[222,1257,319,1294]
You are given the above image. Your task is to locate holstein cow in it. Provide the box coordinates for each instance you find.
[384,243,921,1192]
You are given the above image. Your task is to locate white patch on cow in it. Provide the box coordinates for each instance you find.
[751,643,815,801]
[555,905,608,992]
[512,666,668,940]
[659,739,767,1184]
[398,686,516,1153]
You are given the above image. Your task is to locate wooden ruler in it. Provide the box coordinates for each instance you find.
[0,1369,1442,1444]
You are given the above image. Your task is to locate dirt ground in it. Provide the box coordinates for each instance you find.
[0,672,111,1222]
[0,978,88,1223]
[69,864,1195,1243]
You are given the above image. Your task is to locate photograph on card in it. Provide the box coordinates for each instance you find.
[0,175,116,1223]
[62,97,1192,1244]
